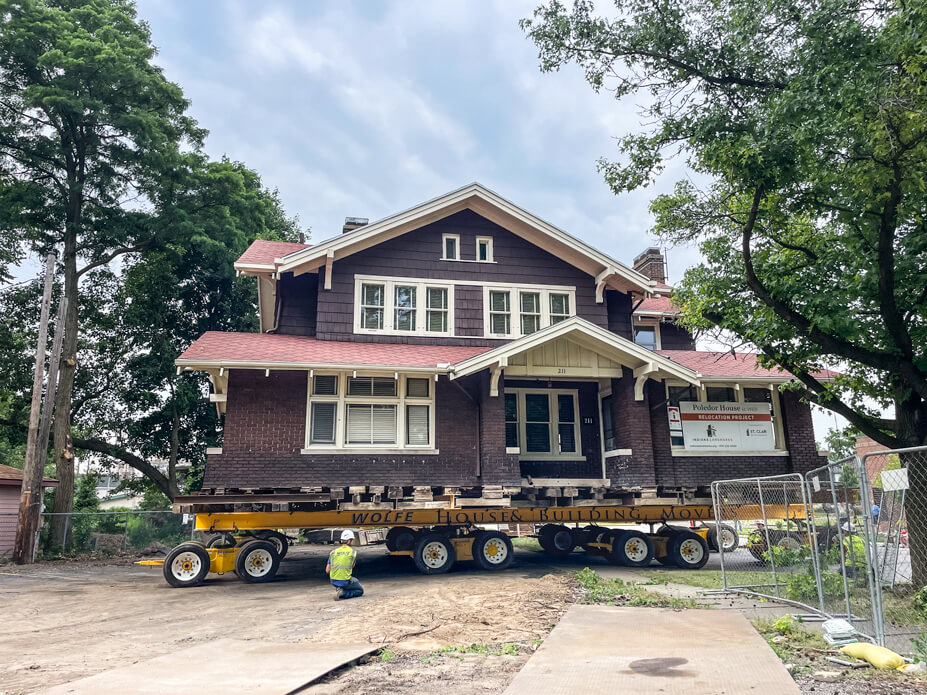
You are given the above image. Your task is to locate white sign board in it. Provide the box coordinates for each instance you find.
[666,406,682,432]
[880,468,909,491]
[679,401,776,451]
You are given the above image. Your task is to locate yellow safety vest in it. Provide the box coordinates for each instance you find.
[329,544,356,581]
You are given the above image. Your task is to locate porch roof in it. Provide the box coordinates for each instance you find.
[449,317,701,397]
[176,331,492,372]
[235,240,311,273]
[656,349,838,381]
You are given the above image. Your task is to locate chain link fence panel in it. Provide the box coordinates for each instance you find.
[859,445,927,657]
[711,474,820,609]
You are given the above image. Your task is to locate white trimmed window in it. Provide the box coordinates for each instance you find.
[665,381,785,451]
[633,318,661,350]
[476,236,493,262]
[505,388,583,461]
[483,285,576,338]
[442,233,459,260]
[305,373,436,451]
[354,276,453,336]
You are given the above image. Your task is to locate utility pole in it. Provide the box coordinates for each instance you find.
[13,254,56,564]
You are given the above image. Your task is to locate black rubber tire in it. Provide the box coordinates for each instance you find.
[472,531,514,571]
[413,532,456,574]
[538,524,575,555]
[205,533,236,549]
[668,530,710,569]
[163,542,211,588]
[718,524,739,553]
[703,524,720,552]
[579,525,603,553]
[235,539,281,583]
[386,526,416,552]
[255,530,289,559]
[608,530,655,568]
[587,528,612,556]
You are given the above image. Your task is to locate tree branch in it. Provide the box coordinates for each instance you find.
[76,239,154,278]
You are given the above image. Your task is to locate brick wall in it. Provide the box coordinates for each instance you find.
[606,369,656,486]
[781,390,828,475]
[206,369,505,489]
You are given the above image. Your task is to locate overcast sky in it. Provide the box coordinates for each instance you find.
[134,0,702,280]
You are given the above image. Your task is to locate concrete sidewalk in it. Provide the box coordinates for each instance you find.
[504,605,800,694]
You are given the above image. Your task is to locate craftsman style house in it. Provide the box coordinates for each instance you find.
[177,183,829,504]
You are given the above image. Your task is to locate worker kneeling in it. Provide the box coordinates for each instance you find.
[327,530,364,600]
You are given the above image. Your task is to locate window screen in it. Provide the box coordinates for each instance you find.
[549,293,570,324]
[426,287,448,332]
[489,291,511,335]
[406,405,429,445]
[394,285,416,331]
[346,404,396,444]
[557,394,576,453]
[444,236,458,260]
[634,326,657,350]
[524,393,551,453]
[520,292,541,334]
[361,283,384,330]
[310,402,336,444]
[313,375,337,396]
[347,376,397,397]
[601,395,616,451]
[406,378,430,398]
[505,393,518,449]
[706,386,736,402]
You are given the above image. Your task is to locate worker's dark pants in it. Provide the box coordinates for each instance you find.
[335,577,364,599]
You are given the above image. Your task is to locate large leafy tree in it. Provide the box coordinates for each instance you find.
[0,0,202,539]
[523,0,927,582]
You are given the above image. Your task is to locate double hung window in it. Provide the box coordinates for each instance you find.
[506,389,582,460]
[600,394,616,451]
[306,374,435,450]
[484,285,575,338]
[476,237,493,262]
[442,234,459,260]
[634,325,658,350]
[354,276,453,336]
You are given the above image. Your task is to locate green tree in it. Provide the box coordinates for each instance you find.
[822,427,861,464]
[0,0,202,543]
[523,1,927,583]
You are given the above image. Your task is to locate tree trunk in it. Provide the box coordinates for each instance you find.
[50,208,80,549]
[893,398,927,587]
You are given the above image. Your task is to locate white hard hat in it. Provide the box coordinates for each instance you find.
[340,530,355,541]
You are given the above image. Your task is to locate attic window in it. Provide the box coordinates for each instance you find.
[476,237,493,262]
[442,234,459,261]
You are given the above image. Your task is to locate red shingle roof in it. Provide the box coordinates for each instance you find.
[636,296,679,314]
[178,332,493,368]
[0,463,57,486]
[656,350,837,380]
[236,240,310,267]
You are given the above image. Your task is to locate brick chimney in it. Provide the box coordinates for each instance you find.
[342,216,369,234]
[632,247,666,284]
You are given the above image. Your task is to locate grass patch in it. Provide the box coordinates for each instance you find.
[574,567,699,609]
[641,569,776,590]
[752,615,829,674]
[377,648,397,663]
[511,537,542,552]
[423,643,522,661]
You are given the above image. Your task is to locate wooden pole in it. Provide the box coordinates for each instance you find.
[13,254,56,564]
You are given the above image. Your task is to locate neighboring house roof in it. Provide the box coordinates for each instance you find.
[634,296,680,316]
[236,240,311,271]
[236,183,656,295]
[177,331,493,371]
[656,350,837,381]
[0,463,58,487]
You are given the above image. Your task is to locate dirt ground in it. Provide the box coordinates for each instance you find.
[1,544,924,695]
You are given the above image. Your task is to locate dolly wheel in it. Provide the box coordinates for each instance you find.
[670,531,709,569]
[538,524,575,555]
[473,531,513,571]
[206,533,236,549]
[413,533,456,574]
[609,530,655,568]
[255,530,289,559]
[718,524,739,553]
[386,526,416,552]
[163,542,211,588]
[235,540,281,583]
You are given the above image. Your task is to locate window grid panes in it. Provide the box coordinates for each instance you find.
[394,285,416,331]
[505,393,518,449]
[361,283,384,330]
[313,375,338,396]
[310,402,336,444]
[508,390,582,460]
[426,287,448,333]
[346,404,397,444]
[489,291,511,335]
[406,378,430,398]
[520,292,541,335]
[406,405,429,445]
[524,393,551,453]
[557,394,576,453]
[347,376,397,397]
[549,293,570,324]
[634,326,657,350]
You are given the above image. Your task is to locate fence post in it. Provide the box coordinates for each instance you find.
[62,513,71,553]
[711,482,728,590]
[857,453,885,647]
[802,473,827,614]
[828,466,854,620]
[123,511,130,552]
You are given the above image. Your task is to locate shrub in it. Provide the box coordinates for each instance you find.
[762,545,808,567]
[914,587,927,619]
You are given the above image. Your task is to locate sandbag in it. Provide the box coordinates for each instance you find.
[840,642,906,670]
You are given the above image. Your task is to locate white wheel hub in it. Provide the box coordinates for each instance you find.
[421,541,449,568]
[679,539,704,564]
[721,528,737,549]
[777,536,801,550]
[624,537,648,562]
[171,551,202,582]
[482,538,508,564]
[243,549,273,577]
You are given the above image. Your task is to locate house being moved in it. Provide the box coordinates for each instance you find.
[177,183,830,508]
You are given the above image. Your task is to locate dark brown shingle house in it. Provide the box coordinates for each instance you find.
[177,183,831,506]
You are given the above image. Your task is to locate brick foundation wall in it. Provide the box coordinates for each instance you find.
[606,369,656,486]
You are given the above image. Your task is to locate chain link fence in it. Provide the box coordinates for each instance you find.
[859,445,927,656]
[0,511,195,562]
